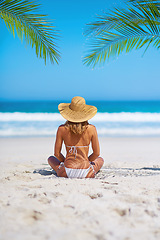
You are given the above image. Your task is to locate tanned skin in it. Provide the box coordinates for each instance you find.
[48,124,104,178]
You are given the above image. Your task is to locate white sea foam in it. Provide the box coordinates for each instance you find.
[0,112,63,121]
[1,112,160,137]
[93,112,160,122]
[1,112,160,122]
[1,127,160,137]
[0,128,56,137]
[97,127,160,136]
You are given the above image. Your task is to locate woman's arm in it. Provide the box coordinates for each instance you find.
[88,126,100,162]
[54,126,65,162]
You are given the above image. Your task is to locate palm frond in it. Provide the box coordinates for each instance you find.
[0,0,60,64]
[129,0,160,8]
[83,0,160,67]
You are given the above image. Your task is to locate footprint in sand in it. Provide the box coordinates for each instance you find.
[38,197,51,204]
[49,192,63,198]
[28,193,37,198]
[28,192,51,204]
[144,209,158,217]
[13,173,32,181]
[24,210,43,224]
[89,193,103,199]
[124,195,149,204]
[114,208,131,216]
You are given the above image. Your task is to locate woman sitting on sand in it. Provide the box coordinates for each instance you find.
[48,96,104,178]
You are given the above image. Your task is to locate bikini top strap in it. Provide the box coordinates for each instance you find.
[66,145,89,159]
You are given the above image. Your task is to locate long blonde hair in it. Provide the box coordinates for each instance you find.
[65,121,89,134]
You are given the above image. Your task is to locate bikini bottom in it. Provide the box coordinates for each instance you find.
[58,162,95,178]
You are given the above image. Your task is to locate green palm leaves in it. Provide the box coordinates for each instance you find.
[0,0,60,64]
[83,0,160,67]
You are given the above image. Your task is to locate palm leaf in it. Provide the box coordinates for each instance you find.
[0,0,60,64]
[83,0,160,67]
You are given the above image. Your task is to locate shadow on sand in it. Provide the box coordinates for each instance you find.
[33,168,57,177]
[95,166,160,179]
[140,167,160,171]
[33,166,160,179]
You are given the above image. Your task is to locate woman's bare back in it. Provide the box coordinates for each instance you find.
[54,124,100,169]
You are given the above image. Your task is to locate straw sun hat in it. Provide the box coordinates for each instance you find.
[58,96,97,123]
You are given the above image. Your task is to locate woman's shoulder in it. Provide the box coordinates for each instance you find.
[87,123,96,129]
[87,124,97,133]
[58,124,66,129]
[57,124,67,133]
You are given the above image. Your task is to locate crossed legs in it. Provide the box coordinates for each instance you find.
[87,157,104,178]
[48,156,67,177]
[48,156,104,178]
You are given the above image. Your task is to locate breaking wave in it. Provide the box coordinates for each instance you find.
[1,112,160,137]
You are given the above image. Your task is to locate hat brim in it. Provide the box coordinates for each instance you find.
[58,103,97,123]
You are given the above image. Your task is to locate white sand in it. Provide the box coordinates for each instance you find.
[0,137,160,240]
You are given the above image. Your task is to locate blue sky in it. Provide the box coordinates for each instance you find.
[0,0,160,101]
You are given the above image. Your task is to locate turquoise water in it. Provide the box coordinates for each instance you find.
[0,101,160,137]
[0,100,160,113]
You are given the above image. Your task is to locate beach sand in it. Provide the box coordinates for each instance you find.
[0,137,160,240]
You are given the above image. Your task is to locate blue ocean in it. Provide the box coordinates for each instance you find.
[0,100,160,137]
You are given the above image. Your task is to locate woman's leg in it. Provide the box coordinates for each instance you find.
[48,156,67,178]
[87,157,104,178]
[92,157,104,173]
[48,156,60,172]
